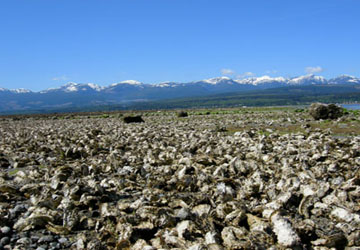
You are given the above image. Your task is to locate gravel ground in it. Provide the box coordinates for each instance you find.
[0,109,359,249]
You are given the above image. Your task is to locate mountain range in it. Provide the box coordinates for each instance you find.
[1,74,359,113]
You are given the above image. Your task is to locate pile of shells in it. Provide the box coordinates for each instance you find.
[0,109,359,249]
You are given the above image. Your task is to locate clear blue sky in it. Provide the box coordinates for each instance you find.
[0,0,359,91]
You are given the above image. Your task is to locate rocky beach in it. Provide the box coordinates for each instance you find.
[0,107,359,249]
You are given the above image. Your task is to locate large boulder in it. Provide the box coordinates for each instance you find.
[309,103,343,120]
[0,154,10,168]
[123,116,144,123]
[177,111,188,118]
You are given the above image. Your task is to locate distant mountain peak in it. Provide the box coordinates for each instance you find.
[288,74,326,85]
[0,87,31,93]
[201,76,231,84]
[11,88,32,93]
[152,82,178,88]
[40,82,103,93]
[238,75,287,85]
[337,74,355,77]
[329,74,360,84]
[64,82,79,92]
[109,80,143,88]
[86,83,103,91]
[120,80,142,85]
[332,74,357,80]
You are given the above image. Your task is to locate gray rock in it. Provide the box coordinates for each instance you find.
[49,241,59,248]
[10,204,27,217]
[36,247,47,250]
[16,237,31,245]
[0,237,10,245]
[0,226,11,235]
[18,231,30,238]
[58,237,69,245]
[175,207,191,220]
[38,235,54,243]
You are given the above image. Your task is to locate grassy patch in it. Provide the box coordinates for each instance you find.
[7,168,20,176]
[226,119,360,137]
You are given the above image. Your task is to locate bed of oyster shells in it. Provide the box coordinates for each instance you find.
[0,109,359,250]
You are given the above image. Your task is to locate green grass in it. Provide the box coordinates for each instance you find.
[8,168,20,176]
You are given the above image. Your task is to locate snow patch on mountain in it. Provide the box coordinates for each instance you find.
[10,88,32,93]
[152,82,170,87]
[121,80,142,85]
[237,76,287,85]
[151,82,180,88]
[65,83,79,92]
[202,76,231,85]
[86,83,103,91]
[109,80,143,87]
[40,82,103,93]
[288,74,326,85]
[328,75,360,84]
[0,87,31,93]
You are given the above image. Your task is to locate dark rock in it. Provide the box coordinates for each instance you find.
[31,235,40,242]
[18,231,30,238]
[10,235,19,243]
[123,116,145,123]
[177,111,188,117]
[0,156,10,168]
[309,103,344,120]
[30,243,38,248]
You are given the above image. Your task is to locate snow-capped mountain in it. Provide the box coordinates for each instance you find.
[0,74,359,113]
[11,88,32,94]
[151,82,179,88]
[107,80,144,90]
[288,75,326,85]
[328,75,360,84]
[200,76,232,85]
[0,88,32,93]
[41,83,103,93]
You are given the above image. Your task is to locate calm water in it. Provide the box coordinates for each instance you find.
[341,104,360,110]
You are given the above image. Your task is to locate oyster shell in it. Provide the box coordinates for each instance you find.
[1,108,360,248]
